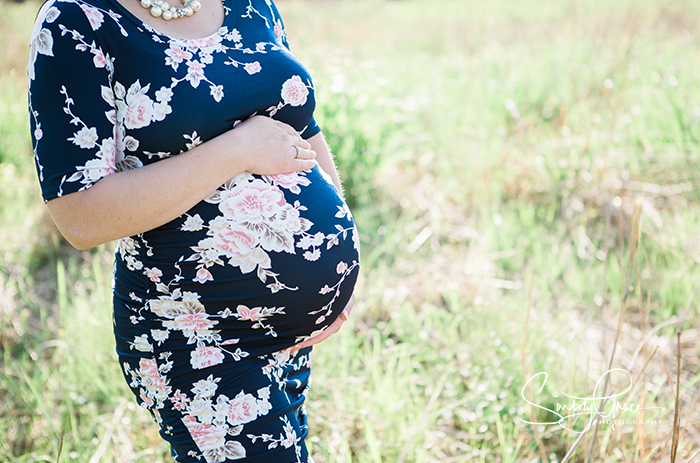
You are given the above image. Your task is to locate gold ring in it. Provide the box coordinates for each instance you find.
[294,146,300,159]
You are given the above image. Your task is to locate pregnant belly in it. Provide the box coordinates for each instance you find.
[113,166,360,358]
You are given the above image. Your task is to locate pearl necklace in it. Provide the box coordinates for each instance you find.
[139,0,201,20]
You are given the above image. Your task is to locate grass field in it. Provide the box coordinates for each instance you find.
[1,0,700,461]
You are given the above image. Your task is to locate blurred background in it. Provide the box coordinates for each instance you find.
[1,0,699,461]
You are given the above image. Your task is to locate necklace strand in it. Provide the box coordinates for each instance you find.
[139,0,201,20]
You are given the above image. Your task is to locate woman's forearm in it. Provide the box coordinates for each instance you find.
[47,117,316,250]
[48,137,243,250]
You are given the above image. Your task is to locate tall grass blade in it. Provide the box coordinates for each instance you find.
[20,370,63,462]
[585,202,643,463]
[670,331,681,463]
[396,369,450,463]
[519,270,548,462]
[363,417,382,463]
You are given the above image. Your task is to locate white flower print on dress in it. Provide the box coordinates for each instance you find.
[151,329,170,345]
[90,47,108,68]
[123,357,172,409]
[145,267,163,282]
[272,19,284,44]
[296,231,325,262]
[153,86,174,121]
[130,334,154,352]
[192,375,220,399]
[265,171,310,195]
[194,268,214,284]
[302,248,320,261]
[148,273,250,365]
[267,75,313,116]
[164,46,193,71]
[225,28,242,43]
[78,3,104,31]
[247,416,303,457]
[226,391,259,426]
[304,258,359,335]
[118,236,144,271]
[118,81,155,129]
[68,126,98,149]
[186,60,206,88]
[186,174,313,292]
[177,384,272,463]
[191,346,225,370]
[27,3,60,81]
[243,61,262,74]
[281,75,309,107]
[210,85,224,102]
[183,416,229,452]
[181,214,204,231]
[233,304,286,337]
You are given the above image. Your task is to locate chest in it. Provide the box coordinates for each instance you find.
[99,0,316,161]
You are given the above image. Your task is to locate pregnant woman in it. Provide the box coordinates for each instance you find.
[28,0,360,461]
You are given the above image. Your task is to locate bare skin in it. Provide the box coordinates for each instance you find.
[47,116,318,249]
[289,294,355,354]
[118,0,226,41]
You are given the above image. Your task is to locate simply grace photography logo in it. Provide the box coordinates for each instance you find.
[519,368,665,432]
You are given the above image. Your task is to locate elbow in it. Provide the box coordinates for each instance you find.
[46,197,103,251]
[55,222,101,251]
[69,239,98,252]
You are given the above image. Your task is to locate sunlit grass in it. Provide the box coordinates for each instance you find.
[2,0,700,462]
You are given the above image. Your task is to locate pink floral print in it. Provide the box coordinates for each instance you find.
[281,76,309,107]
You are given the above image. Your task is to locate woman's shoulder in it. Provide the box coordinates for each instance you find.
[27,0,133,82]
[32,0,126,36]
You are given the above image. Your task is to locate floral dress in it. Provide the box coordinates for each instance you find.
[27,0,360,461]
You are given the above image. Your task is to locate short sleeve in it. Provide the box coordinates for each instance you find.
[28,0,119,202]
[300,118,320,140]
[267,0,321,140]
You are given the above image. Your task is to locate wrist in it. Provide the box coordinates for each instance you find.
[211,129,251,175]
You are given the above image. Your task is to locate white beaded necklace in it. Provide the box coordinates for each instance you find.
[139,0,201,20]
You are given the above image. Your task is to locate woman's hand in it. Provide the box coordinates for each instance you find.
[289,294,356,354]
[46,117,315,250]
[229,116,317,175]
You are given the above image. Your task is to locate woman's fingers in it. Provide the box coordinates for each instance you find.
[289,321,340,354]
[288,295,356,354]
[292,146,316,160]
[230,116,320,174]
[266,117,310,149]
[290,137,312,152]
[292,157,317,171]
[343,294,356,317]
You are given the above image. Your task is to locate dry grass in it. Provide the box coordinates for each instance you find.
[1,0,700,461]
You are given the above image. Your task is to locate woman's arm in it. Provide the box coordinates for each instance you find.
[47,117,317,250]
[308,131,344,197]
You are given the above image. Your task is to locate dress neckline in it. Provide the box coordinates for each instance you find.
[102,0,233,42]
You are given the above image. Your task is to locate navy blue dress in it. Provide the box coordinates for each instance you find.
[28,0,360,461]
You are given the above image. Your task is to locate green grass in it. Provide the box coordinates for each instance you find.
[2,0,700,461]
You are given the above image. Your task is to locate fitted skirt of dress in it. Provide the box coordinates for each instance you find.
[112,167,360,462]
